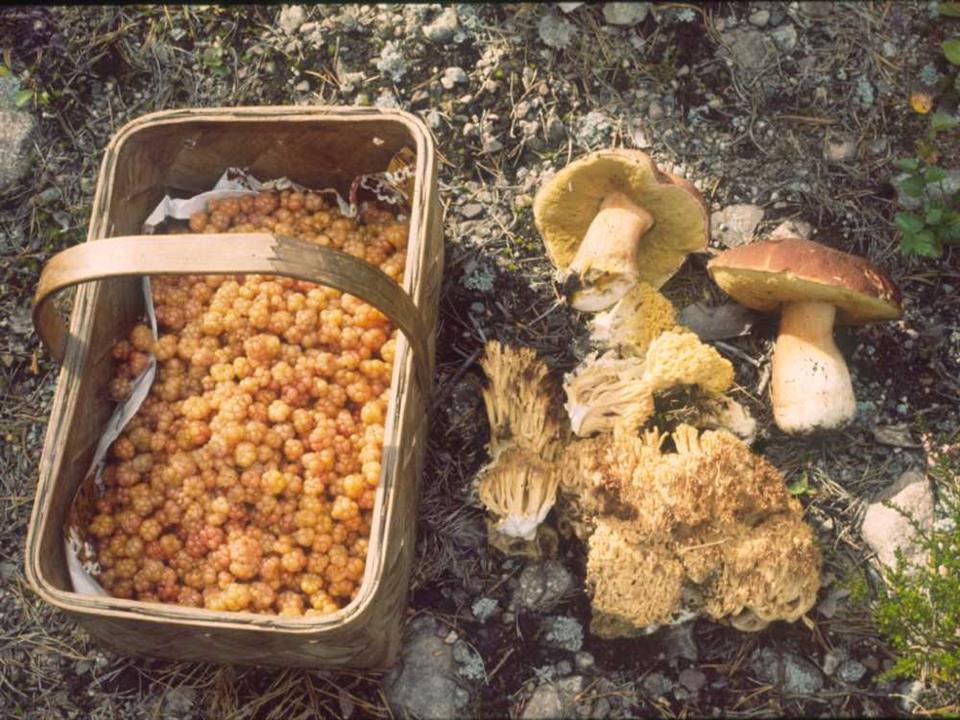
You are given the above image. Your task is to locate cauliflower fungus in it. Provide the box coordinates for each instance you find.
[581,424,821,636]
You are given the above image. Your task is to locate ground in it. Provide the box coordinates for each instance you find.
[0,3,958,718]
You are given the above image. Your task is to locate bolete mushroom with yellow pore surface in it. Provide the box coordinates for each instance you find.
[533,149,709,312]
[708,238,902,435]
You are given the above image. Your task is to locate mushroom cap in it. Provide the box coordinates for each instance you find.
[707,237,902,325]
[533,149,710,289]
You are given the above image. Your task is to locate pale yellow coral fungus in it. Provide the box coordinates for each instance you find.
[582,424,822,636]
[480,340,565,461]
[477,447,559,541]
[643,330,734,396]
[563,331,735,437]
[589,282,678,358]
[477,341,567,548]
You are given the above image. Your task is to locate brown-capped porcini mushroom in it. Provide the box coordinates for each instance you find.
[533,149,709,312]
[708,238,902,435]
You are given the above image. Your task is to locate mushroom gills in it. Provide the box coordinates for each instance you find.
[771,301,856,434]
[562,192,655,312]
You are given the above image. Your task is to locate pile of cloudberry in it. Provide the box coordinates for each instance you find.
[86,189,408,616]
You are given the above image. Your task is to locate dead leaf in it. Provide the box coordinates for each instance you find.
[678,302,756,341]
[872,424,921,448]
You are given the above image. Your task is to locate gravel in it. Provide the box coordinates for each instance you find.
[423,6,459,43]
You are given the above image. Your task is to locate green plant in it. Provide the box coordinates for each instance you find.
[872,431,960,702]
[893,158,960,258]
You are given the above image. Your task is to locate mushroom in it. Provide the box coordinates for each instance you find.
[563,351,654,436]
[533,149,709,312]
[580,424,822,637]
[480,340,566,461]
[477,446,560,542]
[707,237,902,434]
[589,281,678,357]
[562,332,733,437]
[475,341,568,553]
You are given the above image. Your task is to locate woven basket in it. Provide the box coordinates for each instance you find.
[25,107,442,668]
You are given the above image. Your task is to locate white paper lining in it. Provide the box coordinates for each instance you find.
[64,166,406,596]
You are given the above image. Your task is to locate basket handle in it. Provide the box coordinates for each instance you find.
[32,232,432,394]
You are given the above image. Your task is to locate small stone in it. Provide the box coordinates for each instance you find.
[0,109,35,191]
[385,616,466,720]
[861,469,934,570]
[720,29,772,75]
[426,110,443,130]
[546,116,566,143]
[278,5,304,35]
[557,2,585,13]
[661,624,699,663]
[602,2,650,26]
[823,133,857,163]
[711,204,764,247]
[648,101,664,121]
[641,672,673,699]
[481,136,504,154]
[460,203,483,220]
[771,23,798,51]
[444,630,459,644]
[750,648,824,695]
[538,13,576,49]
[162,686,196,716]
[423,7,459,43]
[441,66,468,90]
[472,597,499,623]
[838,660,867,684]
[294,80,310,92]
[770,219,813,240]
[678,668,706,692]
[515,560,574,614]
[899,680,925,712]
[748,9,770,26]
[556,660,573,676]
[522,684,563,719]
[574,651,595,673]
[822,649,845,676]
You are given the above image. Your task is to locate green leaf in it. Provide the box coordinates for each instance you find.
[894,158,921,172]
[895,212,926,234]
[901,230,940,257]
[0,65,9,78]
[788,473,811,496]
[13,88,32,108]
[939,214,960,242]
[931,111,960,132]
[899,176,927,198]
[926,206,944,225]
[925,165,948,183]
[941,2,960,17]
[944,38,960,65]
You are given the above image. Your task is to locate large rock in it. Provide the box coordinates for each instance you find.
[861,469,934,569]
[0,109,35,191]
[384,615,469,719]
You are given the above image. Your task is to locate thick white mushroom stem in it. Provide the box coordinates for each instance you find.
[771,301,856,434]
[566,192,655,312]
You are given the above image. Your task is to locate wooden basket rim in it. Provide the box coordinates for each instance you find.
[25,106,436,635]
